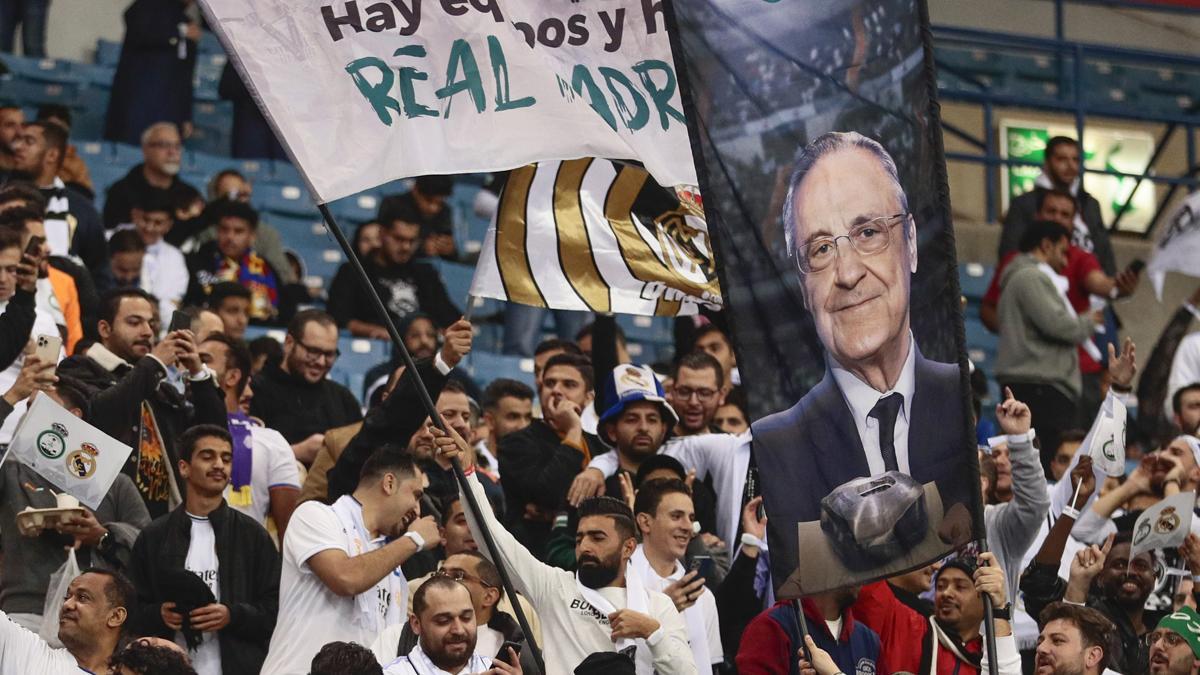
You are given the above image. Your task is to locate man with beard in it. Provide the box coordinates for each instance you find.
[597,365,679,498]
[58,288,227,518]
[261,447,440,675]
[1032,602,1115,675]
[853,552,1020,675]
[500,352,606,559]
[1174,384,1200,437]
[0,105,22,171]
[103,123,203,230]
[1147,607,1200,675]
[666,352,725,436]
[0,568,134,673]
[478,378,534,476]
[249,309,362,465]
[383,576,521,674]
[129,424,280,675]
[6,120,111,290]
[1025,531,1163,675]
[737,586,879,675]
[436,424,696,674]
[326,216,460,338]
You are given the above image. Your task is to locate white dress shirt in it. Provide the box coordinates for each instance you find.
[141,239,189,320]
[828,333,916,476]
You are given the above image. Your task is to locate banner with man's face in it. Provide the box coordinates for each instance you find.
[668,0,981,596]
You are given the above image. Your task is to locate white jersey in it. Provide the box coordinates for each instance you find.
[459,472,697,675]
[260,499,408,675]
[383,644,493,675]
[0,611,89,674]
[225,425,301,526]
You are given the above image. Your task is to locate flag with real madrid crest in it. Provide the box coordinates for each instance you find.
[7,394,133,510]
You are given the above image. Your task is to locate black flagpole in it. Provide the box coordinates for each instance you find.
[316,203,546,673]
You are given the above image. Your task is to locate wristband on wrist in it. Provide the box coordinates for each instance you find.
[1061,505,1081,520]
[741,532,765,549]
[403,530,426,551]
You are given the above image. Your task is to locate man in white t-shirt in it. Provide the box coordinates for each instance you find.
[433,427,697,675]
[260,446,440,675]
[631,478,723,671]
[383,575,521,675]
[128,424,281,675]
[131,190,188,322]
[198,333,300,537]
[0,568,133,674]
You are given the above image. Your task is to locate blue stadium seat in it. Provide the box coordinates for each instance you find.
[95,40,122,67]
[269,161,303,185]
[1,79,82,107]
[76,140,112,164]
[73,63,115,88]
[0,54,80,84]
[461,350,536,391]
[186,124,230,156]
[259,184,318,219]
[111,142,142,166]
[328,192,380,225]
[958,263,992,302]
[429,259,475,309]
[198,31,224,57]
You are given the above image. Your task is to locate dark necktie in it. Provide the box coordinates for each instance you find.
[869,393,904,473]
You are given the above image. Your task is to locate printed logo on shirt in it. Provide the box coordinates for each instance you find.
[379,277,419,318]
[377,586,392,619]
[856,658,877,675]
[568,598,610,625]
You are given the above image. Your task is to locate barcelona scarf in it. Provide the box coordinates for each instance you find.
[226,412,254,507]
[212,251,279,321]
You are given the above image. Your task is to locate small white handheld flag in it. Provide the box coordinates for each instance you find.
[1131,491,1195,558]
[7,395,134,510]
[1087,396,1127,477]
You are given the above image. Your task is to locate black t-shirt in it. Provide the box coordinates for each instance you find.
[326,257,460,329]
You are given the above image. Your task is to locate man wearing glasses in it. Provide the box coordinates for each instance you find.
[750,131,971,589]
[666,352,726,437]
[249,309,363,465]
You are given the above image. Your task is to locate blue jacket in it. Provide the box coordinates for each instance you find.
[737,599,881,675]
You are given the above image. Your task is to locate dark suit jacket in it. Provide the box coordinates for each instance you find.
[750,348,972,592]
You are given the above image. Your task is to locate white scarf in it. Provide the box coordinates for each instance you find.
[329,495,406,637]
[630,545,712,670]
[1036,261,1102,362]
[574,568,654,674]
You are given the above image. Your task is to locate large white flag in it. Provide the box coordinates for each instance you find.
[7,395,133,510]
[1148,190,1200,300]
[197,0,698,203]
[470,159,721,316]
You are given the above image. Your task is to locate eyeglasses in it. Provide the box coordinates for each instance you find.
[433,566,494,588]
[795,213,909,274]
[673,386,719,403]
[296,341,340,363]
[1146,630,1187,649]
[146,141,182,151]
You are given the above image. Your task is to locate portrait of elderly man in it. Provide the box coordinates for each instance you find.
[751,131,972,592]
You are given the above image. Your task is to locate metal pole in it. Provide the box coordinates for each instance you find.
[978,538,1000,675]
[316,204,546,674]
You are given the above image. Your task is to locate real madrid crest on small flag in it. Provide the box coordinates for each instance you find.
[6,394,134,510]
[1132,491,1195,558]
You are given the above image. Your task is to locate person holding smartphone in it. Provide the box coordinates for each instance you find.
[630,479,723,672]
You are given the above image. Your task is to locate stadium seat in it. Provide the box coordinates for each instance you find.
[461,350,536,391]
[111,142,142,166]
[1,79,82,107]
[95,40,122,67]
[958,263,992,302]
[259,184,319,219]
[429,259,475,309]
[0,54,80,84]
[328,192,380,225]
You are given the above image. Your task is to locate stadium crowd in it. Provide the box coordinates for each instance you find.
[1,4,1200,675]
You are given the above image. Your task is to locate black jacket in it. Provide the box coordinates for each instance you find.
[327,358,446,501]
[248,362,362,446]
[0,288,36,370]
[102,164,203,231]
[129,501,280,675]
[326,257,461,330]
[498,419,605,559]
[57,345,228,518]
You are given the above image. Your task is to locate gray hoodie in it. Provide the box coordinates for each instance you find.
[995,253,1095,399]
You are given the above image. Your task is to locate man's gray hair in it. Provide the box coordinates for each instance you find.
[781,131,910,258]
[139,121,179,147]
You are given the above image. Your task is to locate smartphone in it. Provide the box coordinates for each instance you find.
[167,309,192,334]
[498,641,523,665]
[689,554,715,581]
[1126,258,1146,274]
[34,334,61,364]
[24,235,44,258]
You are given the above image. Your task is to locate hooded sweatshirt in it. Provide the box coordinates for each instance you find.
[995,253,1096,399]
